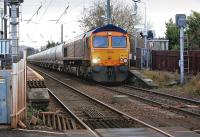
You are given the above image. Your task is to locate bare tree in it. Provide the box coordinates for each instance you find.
[79,0,141,34]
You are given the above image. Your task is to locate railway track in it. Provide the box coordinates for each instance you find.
[27,81,88,132]
[103,85,200,118]
[41,91,86,131]
[31,66,175,137]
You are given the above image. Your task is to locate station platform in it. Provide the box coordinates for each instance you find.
[26,66,49,104]
[0,129,95,137]
[96,128,165,137]
[27,66,44,81]
[27,66,46,88]
[95,127,200,137]
[129,69,158,88]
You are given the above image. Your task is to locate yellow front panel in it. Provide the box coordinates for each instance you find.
[91,49,129,66]
[90,31,130,66]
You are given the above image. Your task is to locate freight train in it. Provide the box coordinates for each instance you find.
[28,24,130,82]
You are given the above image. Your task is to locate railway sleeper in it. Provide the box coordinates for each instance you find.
[27,80,46,88]
[83,118,139,130]
[82,107,119,119]
[41,112,80,131]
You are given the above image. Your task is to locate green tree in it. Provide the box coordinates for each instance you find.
[187,11,200,50]
[165,18,179,50]
[46,41,56,49]
[79,0,141,34]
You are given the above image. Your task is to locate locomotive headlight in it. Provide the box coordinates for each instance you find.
[92,58,101,64]
[93,58,98,64]
[123,58,128,63]
[120,58,128,64]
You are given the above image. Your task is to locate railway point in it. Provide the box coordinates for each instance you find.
[0,0,200,137]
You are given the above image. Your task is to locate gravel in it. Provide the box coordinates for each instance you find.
[31,65,200,130]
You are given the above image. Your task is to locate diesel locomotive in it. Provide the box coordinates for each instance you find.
[28,24,130,82]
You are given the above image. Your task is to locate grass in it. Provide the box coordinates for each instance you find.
[142,70,179,87]
[182,74,200,95]
[143,70,200,95]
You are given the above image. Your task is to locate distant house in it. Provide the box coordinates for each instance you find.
[136,37,169,51]
[147,39,169,50]
[19,46,38,59]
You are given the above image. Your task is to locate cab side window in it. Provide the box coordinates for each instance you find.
[86,37,90,48]
[64,48,67,57]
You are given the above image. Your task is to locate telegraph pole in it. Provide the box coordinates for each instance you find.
[106,0,111,24]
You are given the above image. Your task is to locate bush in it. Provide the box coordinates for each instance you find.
[183,74,200,94]
[143,70,177,87]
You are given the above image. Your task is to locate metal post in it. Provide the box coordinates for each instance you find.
[180,27,184,84]
[4,0,7,39]
[61,24,63,43]
[134,32,137,55]
[135,0,148,68]
[10,4,19,63]
[106,0,111,24]
[144,4,148,68]
[175,14,186,84]
[144,4,147,49]
[133,1,138,59]
[0,8,3,39]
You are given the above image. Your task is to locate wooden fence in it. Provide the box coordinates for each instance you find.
[10,51,27,128]
[151,50,200,74]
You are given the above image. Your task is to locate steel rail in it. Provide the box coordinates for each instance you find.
[48,89,100,137]
[31,66,175,137]
[100,85,200,118]
[125,85,200,105]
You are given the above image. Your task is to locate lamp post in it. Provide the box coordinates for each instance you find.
[133,0,147,48]
[132,0,140,59]
[132,0,148,68]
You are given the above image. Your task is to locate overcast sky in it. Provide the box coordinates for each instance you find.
[1,0,200,49]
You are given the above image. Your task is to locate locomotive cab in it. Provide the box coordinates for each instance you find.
[90,29,130,82]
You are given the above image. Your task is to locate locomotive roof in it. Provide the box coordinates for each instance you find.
[85,24,127,37]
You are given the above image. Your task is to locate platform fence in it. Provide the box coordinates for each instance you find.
[151,50,200,74]
[10,51,27,128]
